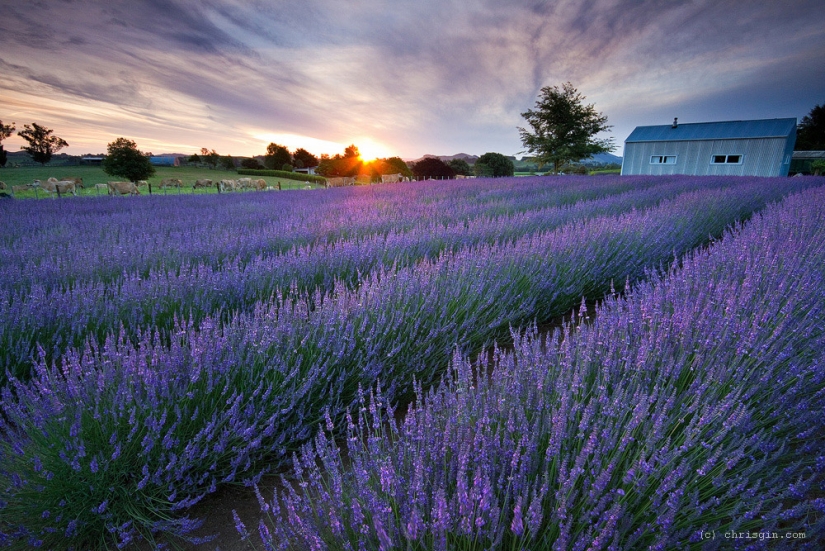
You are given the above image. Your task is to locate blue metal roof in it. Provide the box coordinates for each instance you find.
[626,118,797,143]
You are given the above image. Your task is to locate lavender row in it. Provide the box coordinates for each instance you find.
[249,186,825,550]
[0,176,777,384]
[1,180,815,548]
[1,176,655,293]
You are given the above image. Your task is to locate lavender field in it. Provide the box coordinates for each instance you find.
[1,175,824,550]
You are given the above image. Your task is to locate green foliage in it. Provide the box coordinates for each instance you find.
[281,163,293,172]
[519,82,614,173]
[0,119,15,165]
[200,148,219,169]
[316,145,363,177]
[236,168,326,184]
[364,157,412,180]
[265,143,291,170]
[812,159,825,175]
[344,144,360,158]
[447,158,471,176]
[558,163,588,175]
[0,120,14,143]
[474,152,514,177]
[102,137,155,182]
[241,157,263,169]
[292,147,318,169]
[412,157,455,179]
[796,103,825,150]
[17,122,69,166]
[219,155,235,170]
[188,153,201,164]
[382,156,412,177]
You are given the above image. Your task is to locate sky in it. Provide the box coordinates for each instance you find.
[1,0,823,160]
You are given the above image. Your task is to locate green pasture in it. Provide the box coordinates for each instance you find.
[0,166,324,198]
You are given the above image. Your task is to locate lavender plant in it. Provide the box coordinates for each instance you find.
[1,177,823,548]
[248,187,825,550]
[1,176,819,385]
[0,176,689,384]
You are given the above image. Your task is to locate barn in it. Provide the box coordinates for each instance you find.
[149,156,180,167]
[621,118,797,177]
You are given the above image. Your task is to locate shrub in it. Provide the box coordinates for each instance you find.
[236,168,326,184]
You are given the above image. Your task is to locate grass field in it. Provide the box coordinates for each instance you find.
[0,165,324,198]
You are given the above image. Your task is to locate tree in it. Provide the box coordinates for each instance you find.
[292,148,318,169]
[0,120,15,168]
[383,156,412,178]
[316,145,363,177]
[447,158,471,176]
[796,103,825,150]
[473,152,514,177]
[344,144,360,159]
[200,148,220,169]
[241,158,263,169]
[518,82,614,173]
[265,143,291,170]
[188,153,201,164]
[102,138,155,188]
[411,157,455,180]
[17,122,69,166]
[220,155,235,170]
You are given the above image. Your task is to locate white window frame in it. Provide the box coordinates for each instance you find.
[650,155,677,165]
[710,154,743,165]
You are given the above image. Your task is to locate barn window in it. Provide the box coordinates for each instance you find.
[711,154,743,164]
[650,155,676,164]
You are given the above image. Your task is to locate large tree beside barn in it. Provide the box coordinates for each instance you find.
[519,82,614,173]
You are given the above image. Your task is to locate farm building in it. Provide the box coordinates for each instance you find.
[149,156,180,167]
[621,118,796,177]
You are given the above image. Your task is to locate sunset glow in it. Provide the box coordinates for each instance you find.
[355,138,396,162]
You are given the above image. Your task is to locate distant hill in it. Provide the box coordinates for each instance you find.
[408,153,480,165]
[578,152,623,166]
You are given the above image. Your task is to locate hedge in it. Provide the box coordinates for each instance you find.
[236,169,327,184]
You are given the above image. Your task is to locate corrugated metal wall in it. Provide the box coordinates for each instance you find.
[621,138,791,177]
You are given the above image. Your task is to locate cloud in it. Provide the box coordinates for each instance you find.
[1,0,823,157]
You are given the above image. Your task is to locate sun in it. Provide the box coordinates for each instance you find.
[355,138,395,163]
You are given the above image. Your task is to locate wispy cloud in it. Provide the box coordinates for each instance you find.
[1,0,823,157]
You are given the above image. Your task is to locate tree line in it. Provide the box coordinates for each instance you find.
[4,91,822,177]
